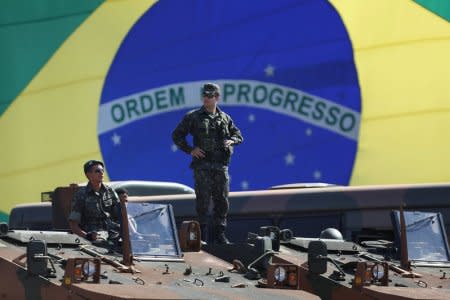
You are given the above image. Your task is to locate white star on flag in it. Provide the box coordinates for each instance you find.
[284,152,295,166]
[248,114,256,122]
[305,128,312,136]
[264,64,275,77]
[171,144,178,152]
[241,181,249,190]
[313,170,322,180]
[111,133,121,145]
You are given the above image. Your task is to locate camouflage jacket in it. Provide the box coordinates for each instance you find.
[68,183,119,232]
[172,106,243,169]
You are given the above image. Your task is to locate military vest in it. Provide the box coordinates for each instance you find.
[191,111,231,168]
[73,185,118,232]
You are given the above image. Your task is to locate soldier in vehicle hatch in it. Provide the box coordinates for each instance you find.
[69,160,120,242]
[172,83,243,244]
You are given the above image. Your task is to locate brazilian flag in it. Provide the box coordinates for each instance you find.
[1,0,449,222]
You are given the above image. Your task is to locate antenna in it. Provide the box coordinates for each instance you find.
[399,202,411,271]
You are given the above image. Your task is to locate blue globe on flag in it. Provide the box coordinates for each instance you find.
[98,0,361,190]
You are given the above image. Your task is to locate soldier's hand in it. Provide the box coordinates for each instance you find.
[85,231,98,241]
[191,147,205,158]
[224,139,234,148]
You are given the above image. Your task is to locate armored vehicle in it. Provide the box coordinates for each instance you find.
[0,200,317,299]
[2,182,450,299]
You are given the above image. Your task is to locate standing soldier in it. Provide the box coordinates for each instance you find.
[172,83,243,244]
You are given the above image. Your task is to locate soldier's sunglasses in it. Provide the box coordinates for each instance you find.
[203,93,216,99]
[93,168,104,174]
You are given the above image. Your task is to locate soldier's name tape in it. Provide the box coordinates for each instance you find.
[98,80,360,140]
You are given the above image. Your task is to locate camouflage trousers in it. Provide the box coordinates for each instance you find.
[193,168,229,227]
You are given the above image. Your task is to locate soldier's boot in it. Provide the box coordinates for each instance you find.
[200,223,209,245]
[214,225,230,245]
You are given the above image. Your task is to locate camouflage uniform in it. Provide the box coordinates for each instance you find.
[68,183,119,233]
[172,106,243,230]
